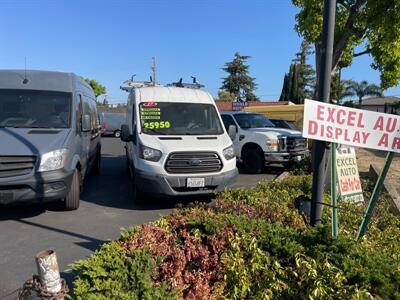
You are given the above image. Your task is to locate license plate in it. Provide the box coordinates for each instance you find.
[187,178,205,188]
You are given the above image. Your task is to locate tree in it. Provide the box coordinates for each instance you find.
[330,76,354,103]
[293,0,400,90]
[279,42,315,104]
[217,90,236,102]
[221,52,259,101]
[344,80,382,106]
[84,78,107,99]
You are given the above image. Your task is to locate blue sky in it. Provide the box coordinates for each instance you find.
[1,0,399,103]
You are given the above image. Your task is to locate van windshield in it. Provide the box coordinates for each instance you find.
[139,102,224,135]
[0,90,72,128]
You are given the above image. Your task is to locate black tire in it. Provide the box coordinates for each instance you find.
[127,159,144,204]
[64,169,80,210]
[114,130,121,138]
[92,151,101,175]
[242,147,264,174]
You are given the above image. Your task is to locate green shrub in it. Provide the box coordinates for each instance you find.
[71,175,400,299]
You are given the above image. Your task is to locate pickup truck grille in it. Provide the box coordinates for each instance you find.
[286,137,307,151]
[0,156,36,178]
[165,152,222,174]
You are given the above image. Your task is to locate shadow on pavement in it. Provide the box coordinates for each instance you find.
[81,154,208,211]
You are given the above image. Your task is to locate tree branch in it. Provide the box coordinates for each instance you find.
[353,49,371,57]
[331,0,367,70]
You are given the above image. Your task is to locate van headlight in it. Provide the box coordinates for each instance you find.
[38,149,69,172]
[266,140,279,152]
[139,144,162,162]
[223,145,235,160]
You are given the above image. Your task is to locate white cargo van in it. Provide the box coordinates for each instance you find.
[120,85,238,201]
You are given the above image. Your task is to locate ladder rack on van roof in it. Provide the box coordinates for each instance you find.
[120,77,205,92]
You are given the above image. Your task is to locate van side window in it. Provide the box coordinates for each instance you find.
[76,94,83,133]
[82,97,92,129]
[221,115,236,131]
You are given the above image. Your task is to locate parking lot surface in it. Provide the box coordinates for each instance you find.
[0,138,278,298]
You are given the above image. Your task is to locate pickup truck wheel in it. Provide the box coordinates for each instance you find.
[64,169,80,210]
[243,148,264,174]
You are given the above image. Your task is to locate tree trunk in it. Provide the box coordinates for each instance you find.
[359,96,363,107]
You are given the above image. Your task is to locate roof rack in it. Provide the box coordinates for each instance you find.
[166,77,205,89]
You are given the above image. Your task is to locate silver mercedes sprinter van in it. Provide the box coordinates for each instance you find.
[0,70,101,210]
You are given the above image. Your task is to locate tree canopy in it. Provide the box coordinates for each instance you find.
[84,78,107,99]
[220,52,259,102]
[280,42,315,103]
[344,79,382,105]
[293,0,400,89]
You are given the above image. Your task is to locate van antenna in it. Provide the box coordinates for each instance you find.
[23,57,29,84]
[151,56,157,86]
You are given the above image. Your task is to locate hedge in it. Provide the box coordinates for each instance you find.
[71,176,400,299]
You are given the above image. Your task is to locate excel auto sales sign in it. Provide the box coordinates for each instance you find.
[303,99,400,152]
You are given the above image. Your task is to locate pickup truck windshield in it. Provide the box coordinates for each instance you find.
[0,90,71,128]
[139,102,224,135]
[234,113,276,129]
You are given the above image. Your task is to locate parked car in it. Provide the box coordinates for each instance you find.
[100,112,126,138]
[120,85,238,202]
[220,111,308,173]
[269,118,298,130]
[0,70,101,210]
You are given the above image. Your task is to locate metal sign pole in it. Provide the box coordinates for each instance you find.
[310,0,337,226]
[356,151,395,240]
[331,143,338,238]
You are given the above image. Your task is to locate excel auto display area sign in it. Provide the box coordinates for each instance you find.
[303,99,400,153]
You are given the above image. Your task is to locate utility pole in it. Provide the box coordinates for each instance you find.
[310,0,337,226]
[151,56,157,86]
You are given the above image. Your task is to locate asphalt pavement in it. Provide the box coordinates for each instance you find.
[0,138,278,298]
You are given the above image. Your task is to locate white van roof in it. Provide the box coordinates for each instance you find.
[135,86,214,104]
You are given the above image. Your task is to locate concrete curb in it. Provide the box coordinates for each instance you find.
[274,171,290,182]
[369,163,400,215]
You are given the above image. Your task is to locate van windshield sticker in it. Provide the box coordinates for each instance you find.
[140,104,161,120]
[143,121,171,129]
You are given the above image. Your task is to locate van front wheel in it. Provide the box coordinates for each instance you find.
[64,169,80,210]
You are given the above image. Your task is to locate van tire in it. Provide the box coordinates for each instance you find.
[64,169,80,210]
[114,130,121,138]
[242,148,264,174]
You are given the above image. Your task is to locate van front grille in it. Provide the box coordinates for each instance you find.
[0,156,36,178]
[165,152,223,174]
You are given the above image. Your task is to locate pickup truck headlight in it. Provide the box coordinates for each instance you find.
[223,145,235,160]
[139,144,162,162]
[266,140,279,152]
[38,149,69,172]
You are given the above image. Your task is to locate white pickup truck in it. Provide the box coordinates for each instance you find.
[220,111,309,173]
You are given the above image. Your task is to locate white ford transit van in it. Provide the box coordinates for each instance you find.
[120,85,238,201]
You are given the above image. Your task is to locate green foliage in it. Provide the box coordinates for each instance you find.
[72,242,175,299]
[71,176,400,299]
[220,52,259,102]
[344,80,383,105]
[293,0,400,89]
[84,78,107,98]
[217,90,236,102]
[280,42,315,103]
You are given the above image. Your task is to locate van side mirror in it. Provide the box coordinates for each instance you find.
[121,124,134,143]
[228,125,237,140]
[82,115,91,132]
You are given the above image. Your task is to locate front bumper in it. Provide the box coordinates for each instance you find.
[0,169,74,205]
[264,149,309,163]
[134,167,239,197]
